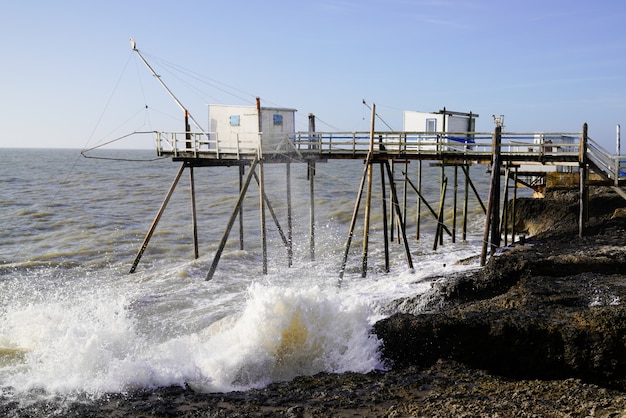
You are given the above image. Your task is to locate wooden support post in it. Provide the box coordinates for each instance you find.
[339,161,369,280]
[501,167,510,246]
[402,160,408,244]
[384,161,414,271]
[579,123,588,238]
[309,160,316,261]
[252,171,289,250]
[404,174,453,237]
[207,157,259,280]
[130,163,185,273]
[416,160,422,240]
[389,160,395,243]
[380,158,390,273]
[480,125,502,266]
[512,167,518,243]
[286,162,293,267]
[490,127,502,255]
[461,165,487,213]
[433,177,448,251]
[361,104,376,278]
[190,165,199,259]
[259,161,267,274]
[452,165,458,243]
[308,113,316,261]
[462,164,469,242]
[238,165,245,250]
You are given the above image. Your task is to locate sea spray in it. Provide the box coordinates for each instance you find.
[186,283,384,391]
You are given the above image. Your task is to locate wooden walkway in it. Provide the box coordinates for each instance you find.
[129,123,625,278]
[155,127,625,185]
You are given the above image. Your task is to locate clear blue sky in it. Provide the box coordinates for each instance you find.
[2,0,626,152]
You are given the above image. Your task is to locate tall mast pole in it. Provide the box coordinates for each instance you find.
[130,37,206,133]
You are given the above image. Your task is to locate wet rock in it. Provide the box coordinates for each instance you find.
[375,186,626,391]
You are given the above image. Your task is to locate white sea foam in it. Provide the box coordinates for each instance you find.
[0,149,490,398]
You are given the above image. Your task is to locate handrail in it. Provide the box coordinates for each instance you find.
[154,129,624,185]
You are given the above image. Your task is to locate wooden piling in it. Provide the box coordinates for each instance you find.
[339,161,369,280]
[380,155,390,273]
[207,157,259,280]
[259,161,267,274]
[239,165,245,250]
[384,161,414,272]
[309,160,316,261]
[433,177,448,251]
[579,123,588,238]
[130,163,185,273]
[480,125,502,266]
[452,165,458,243]
[286,162,293,267]
[308,113,316,261]
[361,104,376,278]
[512,167,518,243]
[501,167,510,247]
[416,160,422,240]
[190,166,199,259]
[462,164,469,242]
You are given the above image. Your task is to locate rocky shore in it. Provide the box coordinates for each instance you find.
[5,187,626,417]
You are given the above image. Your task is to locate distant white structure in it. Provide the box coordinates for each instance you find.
[402,108,478,151]
[208,104,297,154]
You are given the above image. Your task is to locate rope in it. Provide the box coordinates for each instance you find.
[80,131,167,162]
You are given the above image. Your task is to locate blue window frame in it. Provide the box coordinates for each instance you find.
[230,115,240,126]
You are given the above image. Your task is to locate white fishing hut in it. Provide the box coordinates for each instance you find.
[208,104,297,155]
[402,108,478,151]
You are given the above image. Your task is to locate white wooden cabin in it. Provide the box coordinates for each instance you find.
[402,109,477,151]
[208,104,297,154]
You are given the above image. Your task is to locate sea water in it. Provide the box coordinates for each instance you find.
[0,148,490,399]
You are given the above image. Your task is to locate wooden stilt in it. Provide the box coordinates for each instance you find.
[190,165,199,259]
[452,165,458,243]
[480,126,502,265]
[259,161,267,275]
[308,114,317,262]
[339,161,369,280]
[461,165,486,213]
[404,174,453,237]
[502,167,510,246]
[286,162,293,267]
[490,144,502,255]
[402,160,408,244]
[512,167,518,243]
[579,123,588,238]
[384,161,414,271]
[361,104,376,278]
[130,163,185,273]
[389,160,395,243]
[238,165,245,250]
[206,157,259,280]
[252,171,289,251]
[462,164,469,242]
[416,160,422,240]
[380,159,390,273]
[433,177,448,251]
[309,160,316,261]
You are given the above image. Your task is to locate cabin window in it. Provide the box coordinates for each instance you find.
[273,114,283,126]
[426,118,437,132]
[229,115,240,126]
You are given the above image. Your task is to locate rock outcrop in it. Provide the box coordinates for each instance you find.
[374,186,626,390]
